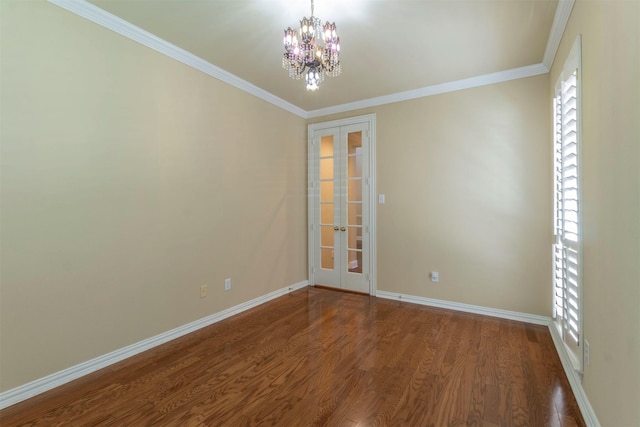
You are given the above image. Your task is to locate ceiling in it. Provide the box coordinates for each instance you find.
[85,0,560,114]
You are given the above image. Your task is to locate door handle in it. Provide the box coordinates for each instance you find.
[334,226,339,231]
[341,227,346,232]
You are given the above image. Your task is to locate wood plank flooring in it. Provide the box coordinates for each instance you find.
[0,287,585,426]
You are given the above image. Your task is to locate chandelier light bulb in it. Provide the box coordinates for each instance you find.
[306,68,320,91]
[282,0,341,91]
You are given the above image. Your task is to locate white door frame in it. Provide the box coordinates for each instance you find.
[308,114,377,295]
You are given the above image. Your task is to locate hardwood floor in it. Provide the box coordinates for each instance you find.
[0,287,585,426]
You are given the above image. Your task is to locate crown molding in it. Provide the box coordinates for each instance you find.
[306,63,549,118]
[543,0,576,70]
[49,0,572,119]
[47,0,307,118]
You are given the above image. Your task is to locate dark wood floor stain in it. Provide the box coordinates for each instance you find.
[0,287,585,426]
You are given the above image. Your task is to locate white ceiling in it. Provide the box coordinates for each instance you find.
[80,0,561,114]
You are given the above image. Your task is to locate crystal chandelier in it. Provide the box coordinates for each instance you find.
[282,0,341,91]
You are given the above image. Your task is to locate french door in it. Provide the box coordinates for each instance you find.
[308,115,376,294]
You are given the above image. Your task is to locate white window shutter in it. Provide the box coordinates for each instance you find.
[552,36,583,371]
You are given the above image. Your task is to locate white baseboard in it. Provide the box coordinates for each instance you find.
[548,323,601,427]
[376,290,551,325]
[0,280,309,410]
[1,282,601,427]
[376,290,601,426]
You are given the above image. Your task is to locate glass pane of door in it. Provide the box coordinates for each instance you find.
[320,225,334,269]
[320,136,334,157]
[347,202,363,273]
[348,203,362,226]
[321,248,334,269]
[321,203,334,224]
[319,135,336,272]
[345,131,363,276]
[320,158,334,179]
[320,182,334,202]
[348,250,362,273]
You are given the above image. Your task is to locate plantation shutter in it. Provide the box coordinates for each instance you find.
[552,36,582,370]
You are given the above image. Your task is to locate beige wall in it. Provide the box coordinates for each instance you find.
[310,74,552,316]
[0,1,307,391]
[4,3,636,425]
[550,0,640,425]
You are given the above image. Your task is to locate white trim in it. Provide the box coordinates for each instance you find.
[548,324,601,427]
[376,290,550,325]
[306,63,549,118]
[49,0,572,118]
[0,280,309,410]
[47,0,307,118]
[543,0,576,70]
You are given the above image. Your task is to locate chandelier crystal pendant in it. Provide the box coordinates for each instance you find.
[282,0,341,91]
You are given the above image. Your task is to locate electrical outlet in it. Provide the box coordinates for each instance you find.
[200,285,207,298]
[224,278,231,291]
[430,272,439,283]
[584,339,590,366]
